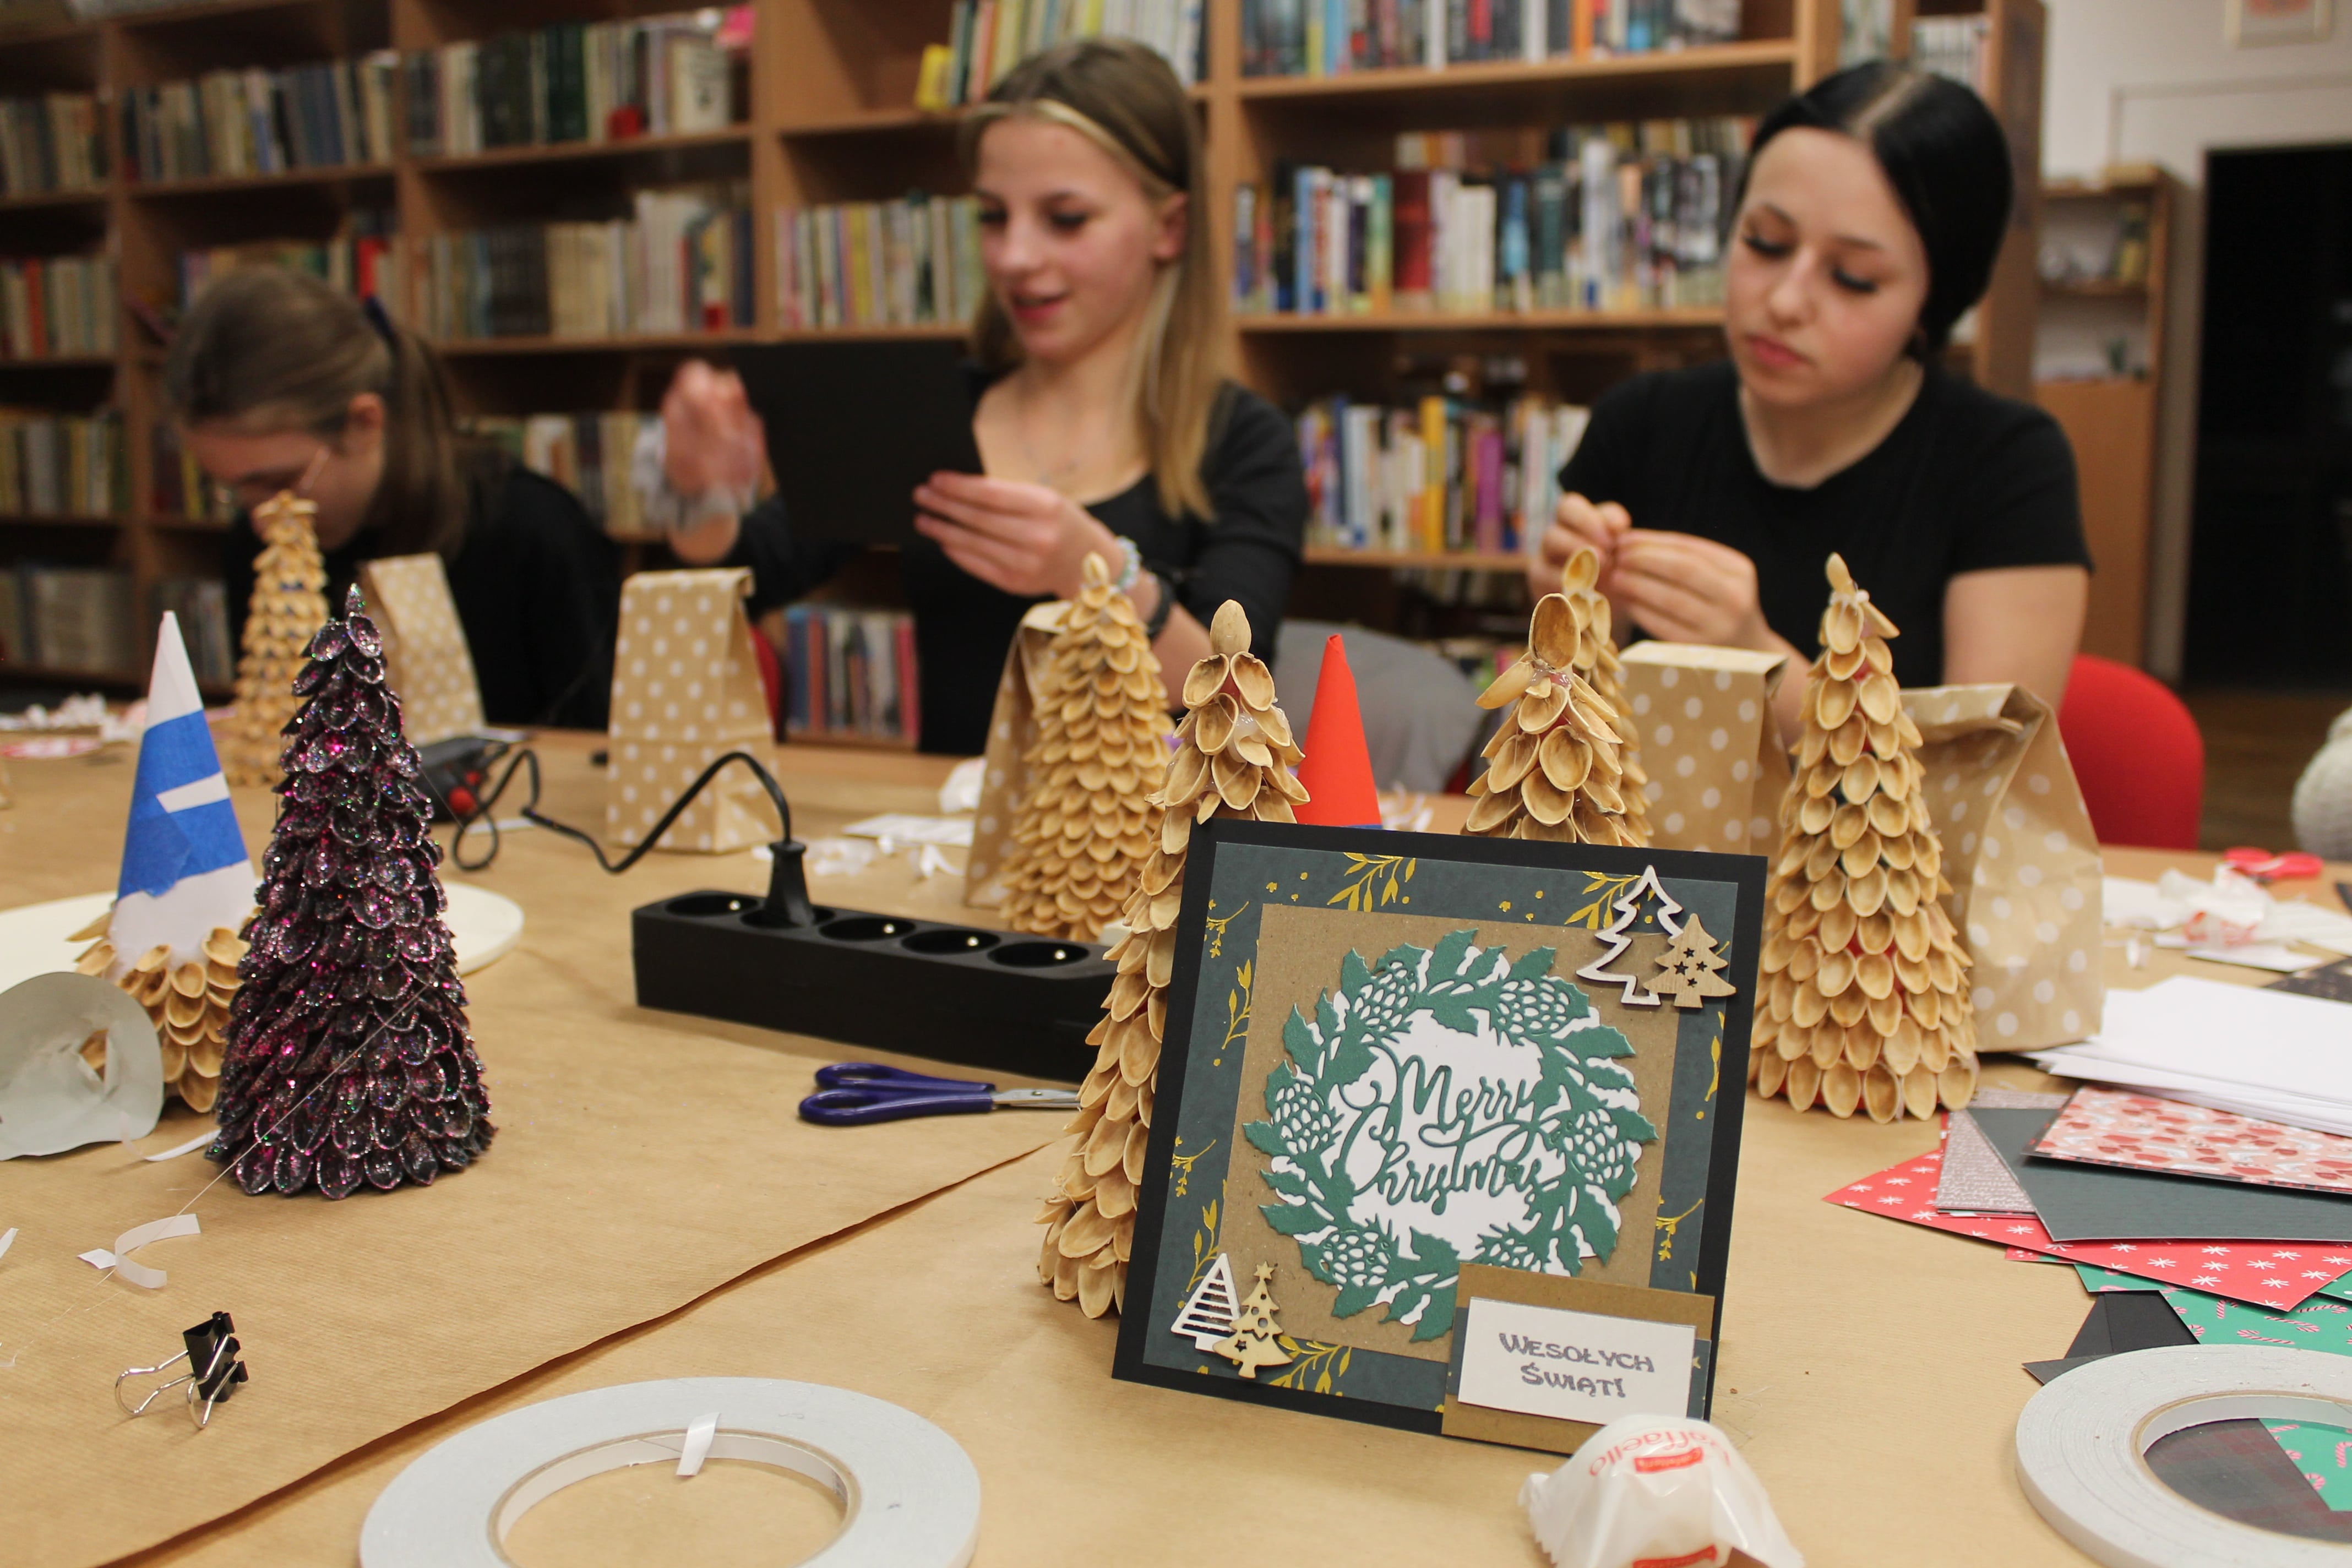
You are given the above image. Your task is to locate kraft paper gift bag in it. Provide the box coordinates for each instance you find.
[605,568,776,853]
[1618,640,1791,855]
[1904,683,2104,1050]
[357,553,485,746]
[963,600,1066,908]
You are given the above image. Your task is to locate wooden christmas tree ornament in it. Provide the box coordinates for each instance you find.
[997,553,1170,942]
[72,922,246,1112]
[1558,548,1651,845]
[1038,600,1310,1318]
[221,492,329,787]
[1751,554,1978,1123]
[1462,576,1645,845]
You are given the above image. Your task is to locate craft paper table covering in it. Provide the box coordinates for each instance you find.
[2,749,2346,1568]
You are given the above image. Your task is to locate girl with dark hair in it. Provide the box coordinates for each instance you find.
[1529,63,2090,739]
[165,266,620,729]
[658,37,1306,755]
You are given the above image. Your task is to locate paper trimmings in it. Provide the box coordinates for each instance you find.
[357,554,485,747]
[1751,554,1977,1123]
[604,568,775,854]
[73,923,244,1112]
[996,554,1170,942]
[222,492,329,788]
[1038,601,1309,1319]
[1463,573,1644,846]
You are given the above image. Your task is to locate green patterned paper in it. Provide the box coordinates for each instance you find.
[2266,1422,2352,1510]
[2159,1285,2352,1355]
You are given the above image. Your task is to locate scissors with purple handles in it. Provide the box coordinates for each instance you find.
[797,1063,1080,1126]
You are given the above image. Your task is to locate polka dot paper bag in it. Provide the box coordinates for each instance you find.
[1616,640,1792,856]
[605,568,776,853]
[357,553,486,747]
[1903,683,2103,1052]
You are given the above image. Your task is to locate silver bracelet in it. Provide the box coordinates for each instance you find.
[1110,534,1143,594]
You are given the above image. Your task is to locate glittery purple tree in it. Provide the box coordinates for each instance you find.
[209,587,494,1199]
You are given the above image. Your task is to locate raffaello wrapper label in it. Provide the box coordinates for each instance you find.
[1521,1414,1804,1568]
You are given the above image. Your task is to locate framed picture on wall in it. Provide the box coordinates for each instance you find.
[2229,0,2332,46]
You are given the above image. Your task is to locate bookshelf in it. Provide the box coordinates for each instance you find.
[2033,162,2181,670]
[1,0,2046,738]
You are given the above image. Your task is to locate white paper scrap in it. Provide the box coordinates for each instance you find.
[2182,943,2320,974]
[82,1213,200,1289]
[840,813,974,848]
[677,1411,720,1478]
[143,1130,217,1162]
[1455,1297,1696,1428]
[0,1227,17,1262]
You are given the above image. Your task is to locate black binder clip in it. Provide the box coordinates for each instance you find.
[115,1311,248,1428]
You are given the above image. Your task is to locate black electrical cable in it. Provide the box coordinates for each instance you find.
[449,747,792,875]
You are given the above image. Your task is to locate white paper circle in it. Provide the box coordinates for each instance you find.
[2016,1345,2352,1568]
[360,1379,979,1568]
[0,972,163,1157]
[0,885,524,998]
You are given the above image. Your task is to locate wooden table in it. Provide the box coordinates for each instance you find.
[2,732,2340,1568]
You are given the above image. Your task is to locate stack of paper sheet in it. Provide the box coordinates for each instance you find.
[2029,977,2352,1137]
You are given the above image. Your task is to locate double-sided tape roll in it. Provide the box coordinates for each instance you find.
[2016,1344,2352,1568]
[361,1379,979,1568]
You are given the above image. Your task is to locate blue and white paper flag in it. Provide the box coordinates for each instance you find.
[107,614,254,972]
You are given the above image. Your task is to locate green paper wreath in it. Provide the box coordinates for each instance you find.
[1244,929,1658,1342]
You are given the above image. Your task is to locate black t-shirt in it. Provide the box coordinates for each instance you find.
[729,380,1308,755]
[1559,360,2091,687]
[224,460,620,730]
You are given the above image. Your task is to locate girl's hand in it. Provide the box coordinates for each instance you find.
[660,361,764,498]
[1608,530,1782,653]
[913,471,1124,600]
[1526,493,1630,600]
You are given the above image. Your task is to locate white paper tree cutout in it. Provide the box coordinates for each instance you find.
[1208,1262,1295,1380]
[1576,865,1683,1007]
[1172,1253,1240,1351]
[1652,913,1737,1011]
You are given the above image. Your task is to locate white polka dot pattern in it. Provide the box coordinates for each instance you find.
[1902,683,2104,1050]
[1618,640,1792,854]
[358,554,484,747]
[604,568,775,853]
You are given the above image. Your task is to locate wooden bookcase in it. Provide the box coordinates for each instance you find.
[1,0,2045,728]
[2033,162,2182,670]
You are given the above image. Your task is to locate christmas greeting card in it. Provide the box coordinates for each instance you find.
[1113,821,1763,1437]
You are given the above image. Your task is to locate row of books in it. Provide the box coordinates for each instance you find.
[473,410,657,535]
[400,8,747,157]
[148,421,237,522]
[775,196,987,331]
[1233,117,1750,317]
[0,92,106,196]
[0,409,129,517]
[780,604,919,744]
[1911,15,1990,94]
[1296,393,1590,556]
[120,54,400,183]
[919,0,1205,109]
[174,213,400,315]
[0,254,116,360]
[411,187,755,341]
[1239,0,1741,76]
[152,576,236,685]
[0,565,136,674]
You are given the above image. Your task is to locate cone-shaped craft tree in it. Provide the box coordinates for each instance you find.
[1038,601,1309,1317]
[1558,548,1651,845]
[210,588,495,1197]
[1462,581,1644,845]
[75,927,247,1112]
[222,492,330,787]
[998,553,1170,941]
[1751,554,1976,1122]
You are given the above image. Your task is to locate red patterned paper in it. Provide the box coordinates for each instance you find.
[1826,1150,2352,1310]
[2032,1086,2352,1198]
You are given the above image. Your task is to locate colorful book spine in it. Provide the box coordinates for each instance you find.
[1293,392,1590,558]
[775,195,985,329]
[0,254,116,359]
[781,604,919,743]
[933,0,1203,106]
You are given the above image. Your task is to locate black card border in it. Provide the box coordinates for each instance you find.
[1110,819,1764,1436]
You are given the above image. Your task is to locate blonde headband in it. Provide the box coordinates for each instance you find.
[965,97,1181,194]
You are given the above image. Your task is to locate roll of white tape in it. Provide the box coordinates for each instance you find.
[2015,1345,2352,1568]
[360,1379,979,1568]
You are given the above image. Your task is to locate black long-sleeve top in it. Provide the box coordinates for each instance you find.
[728,380,1308,755]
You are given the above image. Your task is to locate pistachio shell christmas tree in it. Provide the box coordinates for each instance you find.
[1462,578,1645,846]
[1557,548,1651,845]
[221,492,329,787]
[1751,554,1977,1122]
[1038,601,1309,1317]
[998,553,1170,942]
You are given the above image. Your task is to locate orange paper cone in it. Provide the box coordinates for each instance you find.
[1295,634,1382,827]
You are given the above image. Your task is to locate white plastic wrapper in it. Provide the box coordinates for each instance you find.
[1521,1415,1803,1568]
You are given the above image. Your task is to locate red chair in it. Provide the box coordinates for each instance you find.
[2055,654,2204,850]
